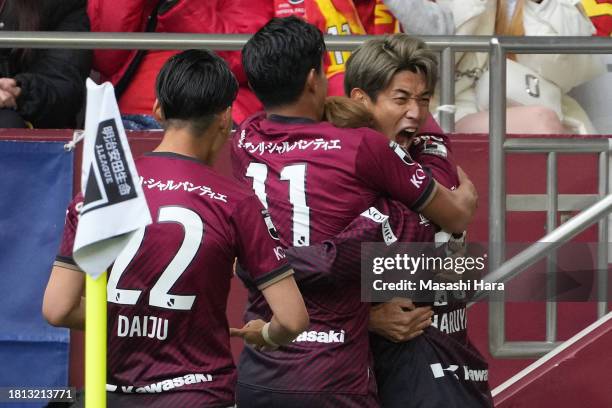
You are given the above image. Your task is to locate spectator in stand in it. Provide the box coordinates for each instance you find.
[87,0,270,129]
[383,0,454,35]
[270,0,450,134]
[0,0,91,129]
[271,0,403,95]
[568,1,612,134]
[581,0,612,37]
[429,0,604,134]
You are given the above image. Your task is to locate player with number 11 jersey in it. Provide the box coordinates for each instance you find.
[232,112,435,402]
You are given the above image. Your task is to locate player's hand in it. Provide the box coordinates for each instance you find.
[0,78,21,104]
[456,166,478,205]
[369,298,433,342]
[230,319,269,349]
[455,166,478,216]
[0,88,17,109]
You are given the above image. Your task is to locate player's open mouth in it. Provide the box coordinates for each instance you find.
[395,128,417,147]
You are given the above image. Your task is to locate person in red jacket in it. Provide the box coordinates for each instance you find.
[88,0,272,129]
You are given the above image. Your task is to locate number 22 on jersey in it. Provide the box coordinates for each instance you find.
[107,206,201,310]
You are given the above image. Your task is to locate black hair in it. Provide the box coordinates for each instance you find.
[3,0,41,68]
[242,16,325,108]
[155,49,238,133]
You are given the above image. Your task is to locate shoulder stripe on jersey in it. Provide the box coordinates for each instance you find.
[254,264,293,290]
[412,177,437,212]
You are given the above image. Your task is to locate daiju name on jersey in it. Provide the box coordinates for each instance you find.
[293,329,346,343]
[117,314,168,340]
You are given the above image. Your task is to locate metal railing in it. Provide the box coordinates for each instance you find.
[484,38,611,357]
[1,32,610,359]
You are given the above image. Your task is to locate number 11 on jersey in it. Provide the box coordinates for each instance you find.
[246,162,310,247]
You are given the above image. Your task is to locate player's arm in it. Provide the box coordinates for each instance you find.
[231,273,309,349]
[43,196,86,330]
[356,132,477,234]
[409,133,459,189]
[420,167,477,233]
[43,263,85,330]
[260,274,309,345]
[229,195,309,349]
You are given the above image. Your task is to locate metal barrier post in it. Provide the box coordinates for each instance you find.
[488,38,507,355]
[546,152,558,342]
[439,47,455,133]
[598,152,609,317]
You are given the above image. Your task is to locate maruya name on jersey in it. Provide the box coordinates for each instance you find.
[431,308,467,335]
[293,329,346,343]
[107,373,213,394]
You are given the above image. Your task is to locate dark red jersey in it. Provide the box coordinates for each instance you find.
[55,152,291,407]
[285,130,468,343]
[231,113,435,396]
[410,132,459,191]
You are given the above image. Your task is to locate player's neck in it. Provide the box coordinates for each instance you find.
[266,99,322,122]
[155,128,216,165]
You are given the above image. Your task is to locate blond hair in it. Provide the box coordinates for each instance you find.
[324,96,375,129]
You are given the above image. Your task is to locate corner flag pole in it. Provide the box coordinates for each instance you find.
[85,273,107,408]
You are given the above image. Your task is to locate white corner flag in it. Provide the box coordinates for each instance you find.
[73,79,152,279]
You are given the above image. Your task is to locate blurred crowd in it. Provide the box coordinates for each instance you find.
[0,0,609,134]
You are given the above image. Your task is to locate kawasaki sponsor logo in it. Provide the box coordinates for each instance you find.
[293,329,346,343]
[106,373,213,394]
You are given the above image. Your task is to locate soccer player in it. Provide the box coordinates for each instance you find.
[316,97,492,407]
[42,49,308,408]
[292,34,493,407]
[231,17,477,407]
[343,32,467,344]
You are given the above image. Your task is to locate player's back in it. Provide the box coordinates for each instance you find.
[234,113,386,247]
[232,113,434,398]
[105,152,282,406]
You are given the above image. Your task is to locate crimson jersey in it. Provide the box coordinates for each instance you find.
[231,113,435,396]
[55,152,291,407]
[286,130,468,342]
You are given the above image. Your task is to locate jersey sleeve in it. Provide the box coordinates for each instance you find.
[410,133,459,190]
[54,194,83,272]
[355,130,436,212]
[285,205,392,288]
[231,195,292,290]
[287,198,427,287]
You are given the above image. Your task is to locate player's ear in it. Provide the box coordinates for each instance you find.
[220,106,233,134]
[349,88,371,108]
[213,107,233,143]
[207,107,232,164]
[152,99,164,122]
[305,68,317,94]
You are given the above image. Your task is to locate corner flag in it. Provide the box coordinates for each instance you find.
[75,79,152,408]
[73,79,152,278]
